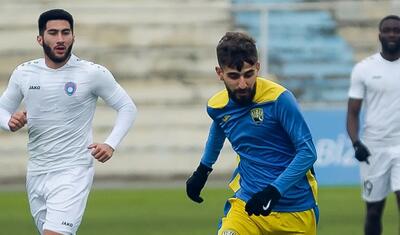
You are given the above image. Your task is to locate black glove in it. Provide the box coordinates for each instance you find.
[245,184,281,216]
[353,140,370,164]
[186,163,212,203]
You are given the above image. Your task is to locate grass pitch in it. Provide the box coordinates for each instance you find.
[0,186,397,234]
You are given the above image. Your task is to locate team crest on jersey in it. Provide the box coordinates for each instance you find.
[64,82,77,96]
[250,108,264,124]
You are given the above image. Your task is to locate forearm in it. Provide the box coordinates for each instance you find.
[0,107,11,131]
[271,138,317,194]
[200,121,226,168]
[346,112,360,143]
[104,89,137,149]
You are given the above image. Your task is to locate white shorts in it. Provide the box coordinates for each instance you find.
[360,143,400,202]
[26,166,94,235]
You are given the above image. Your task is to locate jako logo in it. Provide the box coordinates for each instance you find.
[61,221,73,227]
[29,85,40,90]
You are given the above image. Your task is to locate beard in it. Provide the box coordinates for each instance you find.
[226,84,256,106]
[42,41,73,64]
[380,37,400,54]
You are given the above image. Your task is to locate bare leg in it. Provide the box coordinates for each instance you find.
[43,230,63,235]
[365,199,386,235]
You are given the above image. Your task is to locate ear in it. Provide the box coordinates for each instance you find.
[37,35,43,46]
[215,66,224,81]
[256,62,261,72]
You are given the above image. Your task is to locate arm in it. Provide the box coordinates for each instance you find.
[186,121,226,203]
[346,63,370,163]
[0,70,24,131]
[346,98,370,163]
[90,68,137,162]
[271,91,317,195]
[346,98,362,143]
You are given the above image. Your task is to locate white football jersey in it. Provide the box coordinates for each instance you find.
[349,53,400,146]
[0,54,136,175]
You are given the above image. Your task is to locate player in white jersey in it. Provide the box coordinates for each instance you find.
[0,9,137,235]
[347,15,400,235]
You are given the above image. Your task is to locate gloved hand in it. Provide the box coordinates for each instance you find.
[353,140,370,164]
[245,184,281,216]
[186,163,212,203]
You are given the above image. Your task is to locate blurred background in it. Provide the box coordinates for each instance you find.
[0,0,399,234]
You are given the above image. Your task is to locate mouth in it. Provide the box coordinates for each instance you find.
[54,46,66,55]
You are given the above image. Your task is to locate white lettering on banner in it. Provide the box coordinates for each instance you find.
[315,134,357,167]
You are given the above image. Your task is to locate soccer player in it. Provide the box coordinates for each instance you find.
[347,15,400,235]
[0,9,137,235]
[186,32,318,235]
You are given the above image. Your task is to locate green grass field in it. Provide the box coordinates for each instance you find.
[1,186,397,234]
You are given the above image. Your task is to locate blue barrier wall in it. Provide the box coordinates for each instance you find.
[303,108,360,185]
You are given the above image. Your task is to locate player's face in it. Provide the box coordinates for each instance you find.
[37,20,74,65]
[216,62,260,105]
[379,19,400,54]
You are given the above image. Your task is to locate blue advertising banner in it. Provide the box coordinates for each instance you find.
[303,108,360,186]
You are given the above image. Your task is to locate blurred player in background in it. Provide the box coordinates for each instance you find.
[186,32,318,235]
[0,9,137,235]
[347,15,400,235]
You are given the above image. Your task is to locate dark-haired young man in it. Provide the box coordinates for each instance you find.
[186,32,318,235]
[0,9,137,235]
[347,15,400,235]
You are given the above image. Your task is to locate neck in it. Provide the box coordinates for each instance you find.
[44,54,71,69]
[380,51,400,62]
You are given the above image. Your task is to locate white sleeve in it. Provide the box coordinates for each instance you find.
[0,70,24,131]
[92,67,137,149]
[348,63,365,99]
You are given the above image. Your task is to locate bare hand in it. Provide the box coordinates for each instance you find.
[8,111,27,132]
[88,143,114,163]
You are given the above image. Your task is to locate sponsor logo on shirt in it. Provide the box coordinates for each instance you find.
[64,82,77,96]
[29,85,40,90]
[222,115,231,123]
[250,107,264,124]
[372,75,381,79]
[61,221,73,227]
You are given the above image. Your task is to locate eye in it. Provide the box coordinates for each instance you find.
[227,73,240,80]
[243,70,255,78]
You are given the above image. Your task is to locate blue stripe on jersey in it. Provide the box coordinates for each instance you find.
[201,77,317,212]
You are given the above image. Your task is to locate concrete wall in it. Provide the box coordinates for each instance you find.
[0,0,236,184]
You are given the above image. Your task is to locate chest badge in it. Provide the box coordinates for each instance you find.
[250,108,264,124]
[64,82,77,96]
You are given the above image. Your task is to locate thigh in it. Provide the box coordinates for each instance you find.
[43,166,94,234]
[218,198,261,235]
[359,146,391,202]
[252,209,317,235]
[26,173,47,234]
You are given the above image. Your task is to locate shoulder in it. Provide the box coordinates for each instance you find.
[13,58,43,73]
[353,53,380,71]
[71,56,112,76]
[207,89,229,109]
[253,77,286,103]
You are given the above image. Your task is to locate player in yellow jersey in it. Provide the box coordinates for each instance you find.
[186,32,318,235]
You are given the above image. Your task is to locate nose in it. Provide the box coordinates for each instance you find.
[56,32,65,43]
[238,77,247,89]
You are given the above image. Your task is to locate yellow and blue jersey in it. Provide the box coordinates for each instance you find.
[201,77,318,212]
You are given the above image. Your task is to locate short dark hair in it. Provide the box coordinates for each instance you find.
[379,15,400,32]
[216,32,258,71]
[38,9,74,35]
